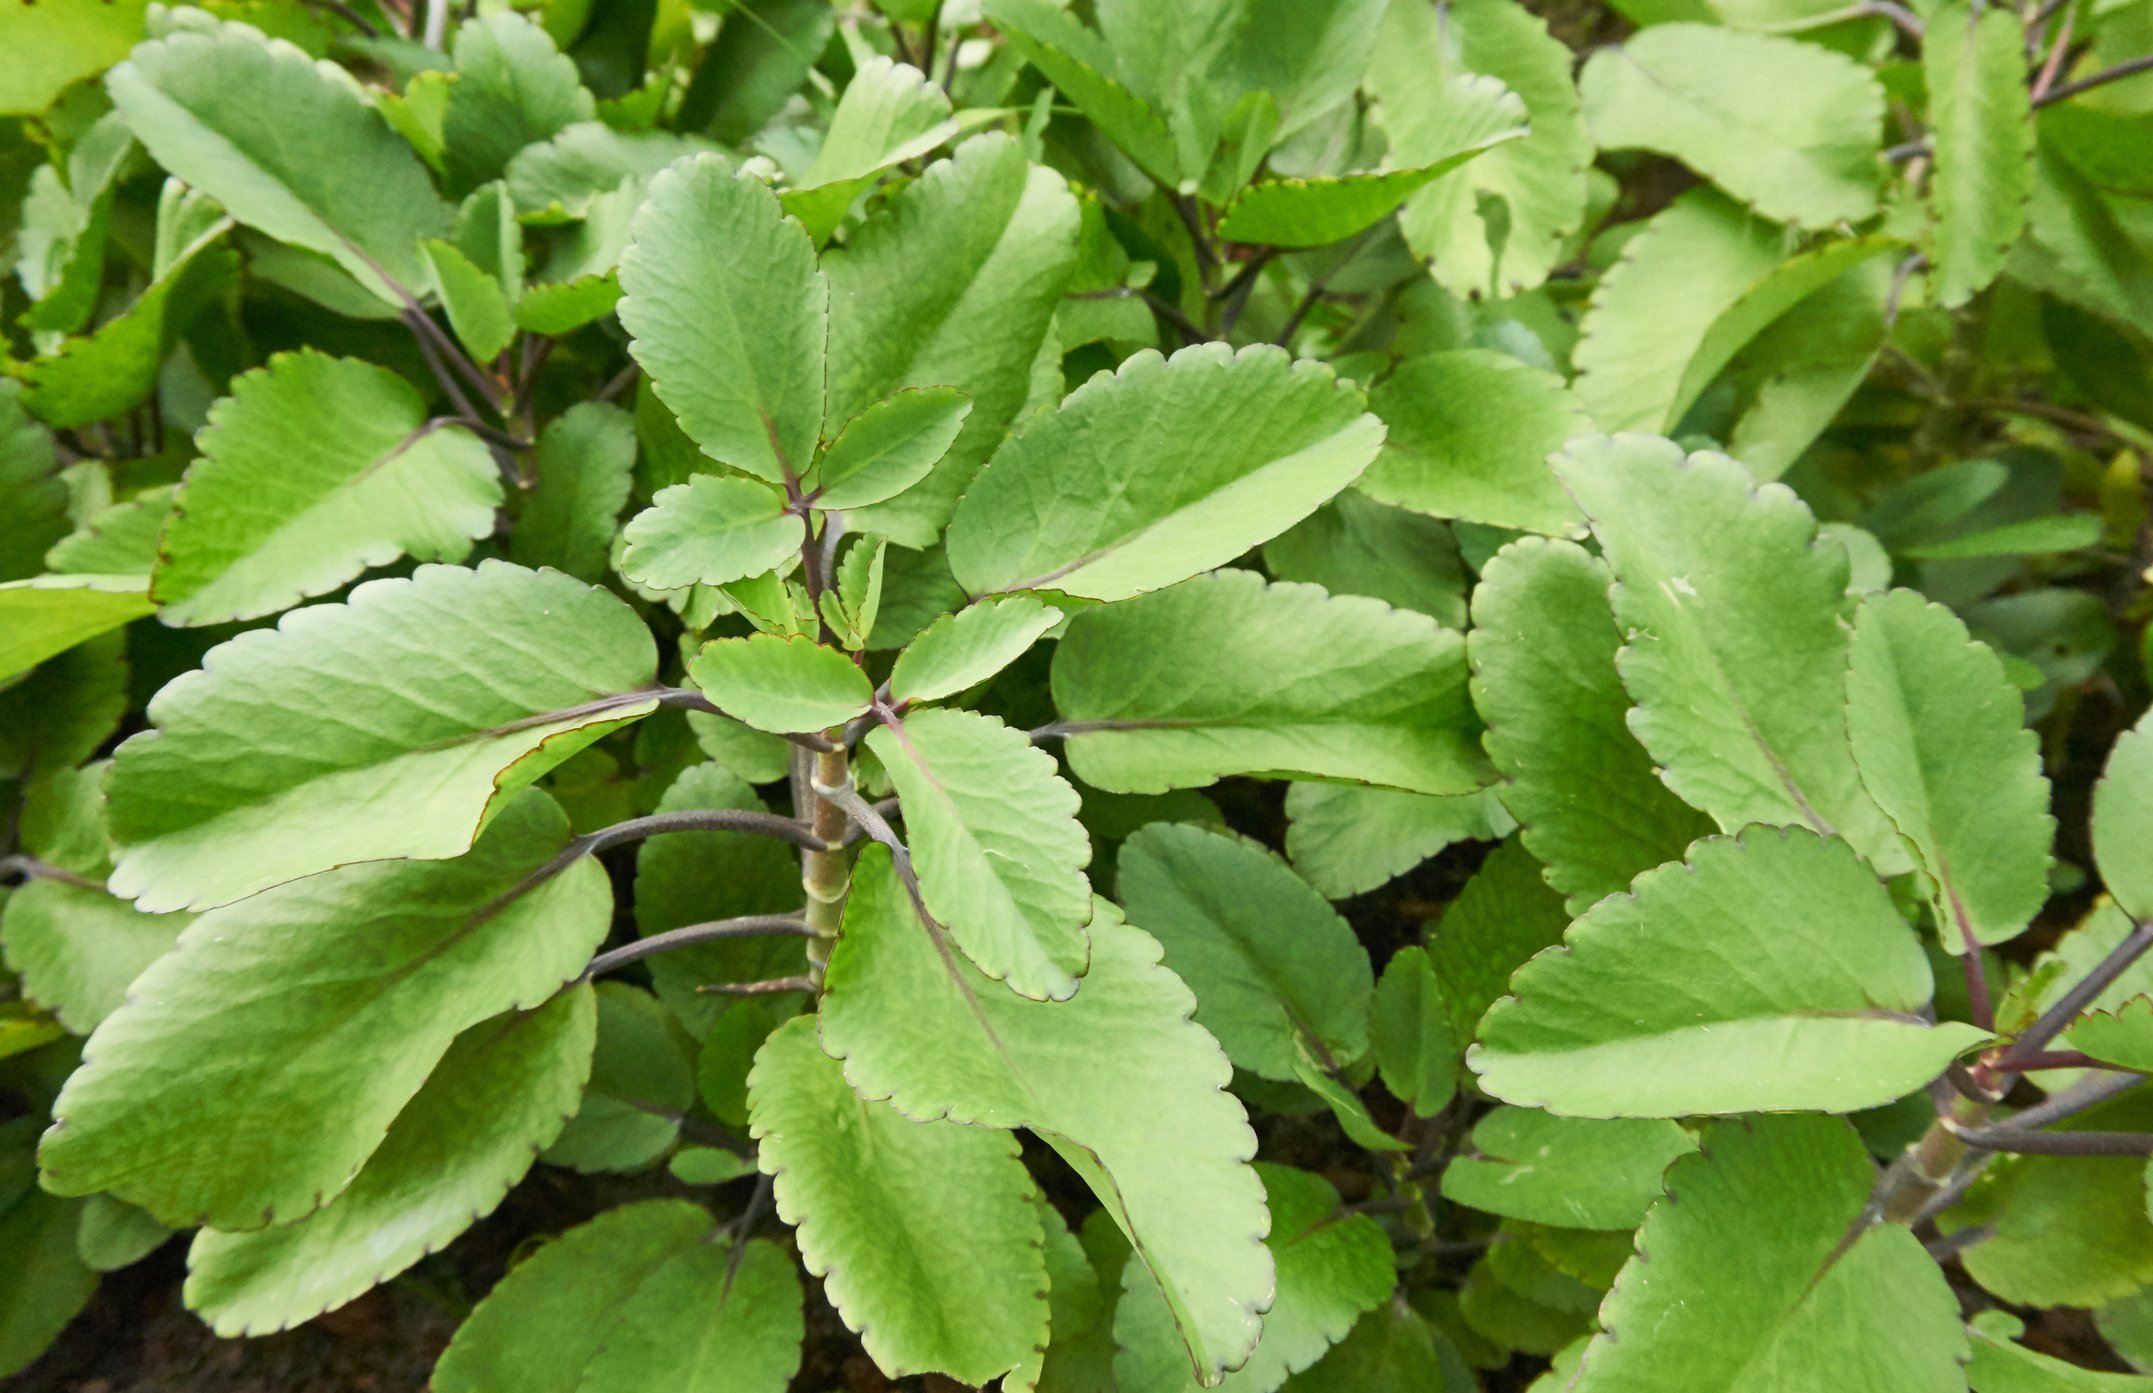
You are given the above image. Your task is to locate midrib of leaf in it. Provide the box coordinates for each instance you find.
[1610,45,1848,159]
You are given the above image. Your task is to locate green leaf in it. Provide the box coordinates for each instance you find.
[822,133,1078,543]
[433,1201,802,1393]
[618,475,803,591]
[618,154,826,485]
[2093,713,2153,920]
[1050,570,1487,796]
[0,575,154,685]
[1,766,188,1035]
[782,56,958,242]
[809,386,972,512]
[1924,4,2034,308]
[106,562,656,912]
[1969,1310,2153,1392]
[682,0,834,144]
[1551,435,1904,875]
[106,22,450,299]
[1571,191,1786,435]
[1441,1107,1695,1230]
[508,400,637,584]
[1362,349,1591,537]
[1370,946,1460,1118]
[1903,513,2104,560]
[866,708,1092,1001]
[1468,536,1716,913]
[1115,1165,1393,1393]
[514,271,620,332]
[152,351,503,625]
[1579,24,1885,228]
[1283,1303,1456,1392]
[1470,827,1988,1117]
[1215,91,1527,249]
[984,0,1186,189]
[1941,1089,2153,1310]
[1117,823,1372,1082]
[2067,996,2153,1071]
[949,344,1380,602]
[688,633,872,735]
[820,849,1270,1384]
[0,382,70,582]
[542,982,693,1173]
[0,0,145,116]
[14,219,235,430]
[1574,1116,1964,1393]
[0,1183,95,1380]
[1427,837,1571,1045]
[75,1194,172,1273]
[423,238,516,362]
[888,596,1063,705]
[40,790,609,1229]
[184,989,596,1335]
[748,1016,1048,1385]
[1371,0,1593,298]
[46,488,172,578]
[1262,491,1470,629]
[1285,784,1510,900]
[1846,589,2052,949]
[442,11,594,192]
[1719,253,1894,481]
[506,121,718,223]
[0,633,128,783]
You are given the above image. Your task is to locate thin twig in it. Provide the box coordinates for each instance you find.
[579,917,816,982]
[1998,920,2153,1067]
[1925,1225,1992,1261]
[2030,4,2076,102]
[0,854,107,893]
[697,975,819,996]
[295,0,380,37]
[2033,52,2153,107]
[652,687,838,751]
[1993,1071,2146,1131]
[1952,1126,2153,1156]
[1139,290,1209,345]
[422,0,450,48]
[597,361,641,404]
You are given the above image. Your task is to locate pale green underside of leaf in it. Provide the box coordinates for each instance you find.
[1372,0,1592,297]
[1216,76,1526,249]
[889,596,1062,705]
[1552,435,1906,875]
[423,239,515,362]
[820,851,1271,1385]
[106,561,658,913]
[618,474,802,592]
[1579,23,1885,228]
[1847,588,2052,948]
[40,791,609,1229]
[152,350,501,625]
[1924,5,2034,308]
[1362,348,1590,537]
[749,1017,1047,1386]
[105,23,449,298]
[184,990,596,1336]
[1440,1107,1695,1231]
[1115,1165,1392,1393]
[1471,827,1987,1118]
[1572,190,1786,435]
[1116,823,1372,1082]
[867,708,1092,1001]
[689,633,873,735]
[948,344,1381,602]
[2093,713,2153,921]
[1572,1115,1965,1392]
[1283,783,1510,901]
[618,154,826,484]
[432,1201,803,1393]
[823,133,1079,545]
[0,575,154,684]
[1051,570,1489,797]
[783,55,958,242]
[1469,536,1716,914]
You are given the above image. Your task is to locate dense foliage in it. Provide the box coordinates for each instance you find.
[1,0,2152,1388]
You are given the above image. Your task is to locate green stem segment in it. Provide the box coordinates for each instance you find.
[802,745,852,985]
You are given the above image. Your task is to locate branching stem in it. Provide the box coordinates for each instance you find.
[578,916,816,982]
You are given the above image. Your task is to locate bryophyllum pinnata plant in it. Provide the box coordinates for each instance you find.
[2,0,2153,1388]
